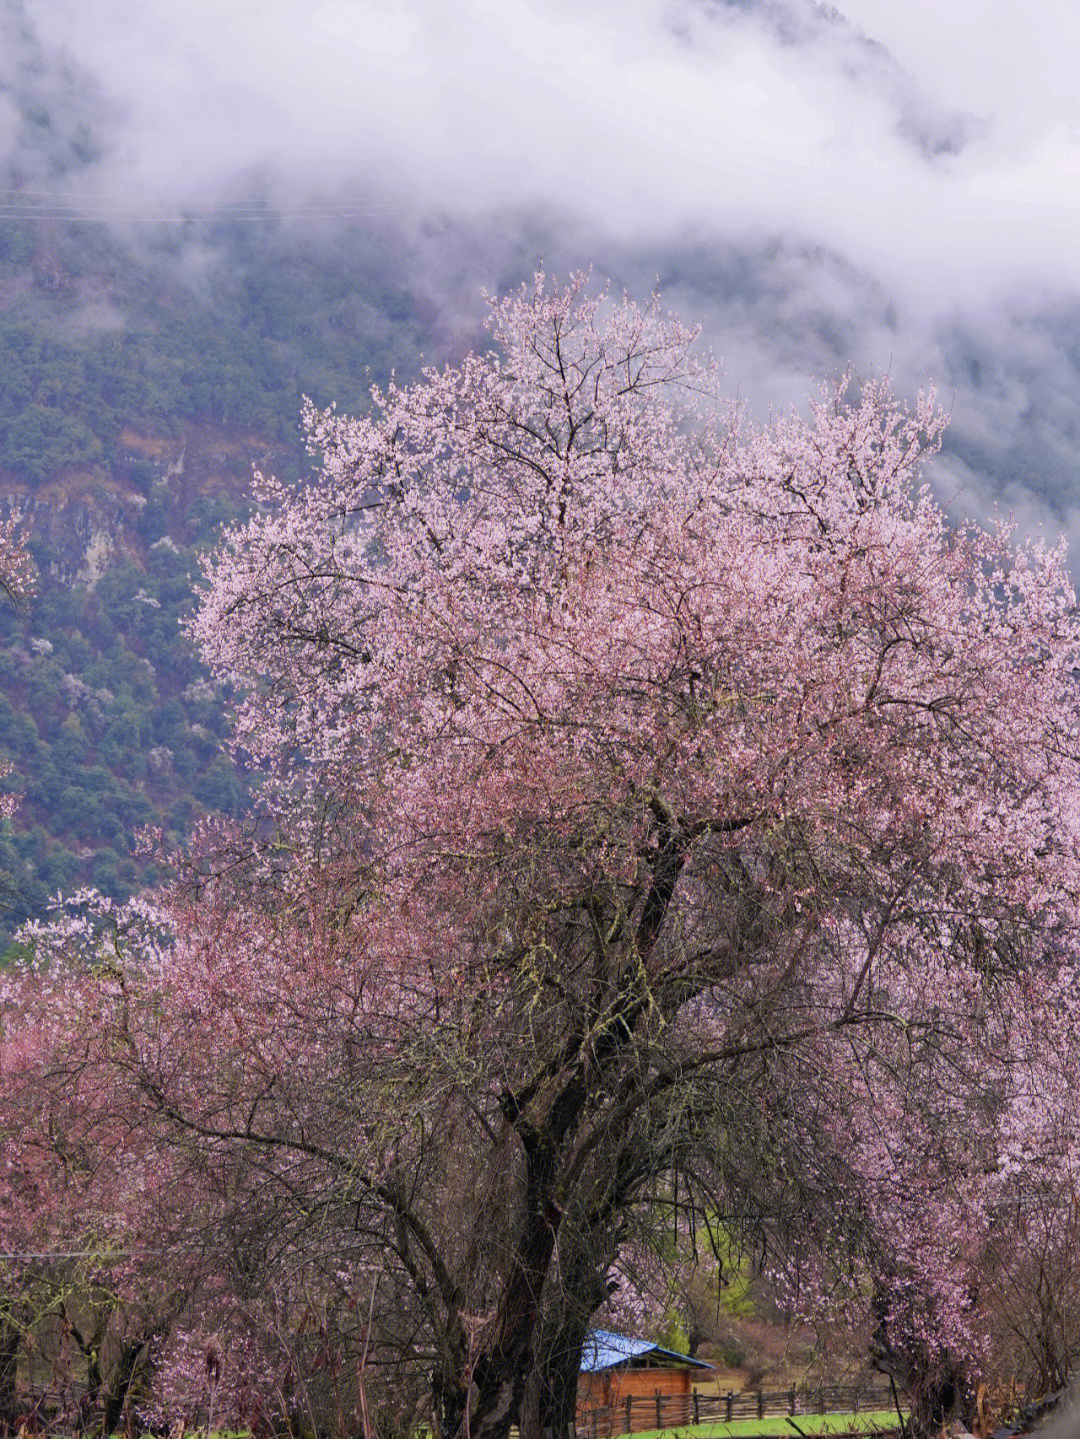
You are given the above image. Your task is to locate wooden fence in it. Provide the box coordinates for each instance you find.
[16,1372,899,1439]
[579,1381,899,1437]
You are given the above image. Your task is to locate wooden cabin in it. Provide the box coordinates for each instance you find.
[576,1328,714,1423]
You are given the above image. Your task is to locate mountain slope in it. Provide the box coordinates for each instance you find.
[0,213,434,947]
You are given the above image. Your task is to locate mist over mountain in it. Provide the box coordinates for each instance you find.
[3,0,1080,937]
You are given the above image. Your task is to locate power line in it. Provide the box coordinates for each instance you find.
[0,212,394,224]
[0,190,399,224]
[0,1246,216,1260]
[1,1250,166,1260]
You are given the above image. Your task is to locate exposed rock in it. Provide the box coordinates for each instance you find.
[77,524,115,587]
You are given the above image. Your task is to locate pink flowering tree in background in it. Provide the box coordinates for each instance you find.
[0,897,208,1434]
[981,964,1080,1401]
[9,887,455,1438]
[772,954,1080,1430]
[0,520,32,612]
[12,273,1080,1439]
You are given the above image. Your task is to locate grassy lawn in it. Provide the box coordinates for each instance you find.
[609,1409,905,1439]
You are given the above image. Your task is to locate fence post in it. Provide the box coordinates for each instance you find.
[656,1392,662,1430]
[789,1386,796,1416]
[693,1392,700,1426]
[853,1390,860,1416]
[726,1392,733,1423]
[758,1391,765,1420]
[626,1396,633,1435]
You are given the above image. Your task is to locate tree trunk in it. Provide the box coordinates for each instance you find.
[871,1321,968,1439]
[906,1373,964,1439]
[101,1339,147,1437]
[520,1225,614,1439]
[436,932,661,1439]
[433,1363,520,1439]
[534,1329,590,1439]
[0,1318,21,1436]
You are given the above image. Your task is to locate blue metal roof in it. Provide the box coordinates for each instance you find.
[579,1329,714,1373]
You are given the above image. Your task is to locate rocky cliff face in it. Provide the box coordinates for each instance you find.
[1,423,278,588]
[6,488,131,585]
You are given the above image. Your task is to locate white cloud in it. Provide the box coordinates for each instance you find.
[11,0,1080,536]
[15,0,1076,311]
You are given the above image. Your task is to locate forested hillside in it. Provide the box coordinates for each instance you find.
[0,212,434,946]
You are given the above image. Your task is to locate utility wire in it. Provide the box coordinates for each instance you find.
[0,190,397,223]
[0,1247,207,1260]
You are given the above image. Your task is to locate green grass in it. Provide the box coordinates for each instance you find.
[611,1409,905,1439]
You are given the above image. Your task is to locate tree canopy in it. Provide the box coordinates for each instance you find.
[7,275,1080,1439]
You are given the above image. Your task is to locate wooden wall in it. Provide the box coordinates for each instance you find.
[578,1366,692,1414]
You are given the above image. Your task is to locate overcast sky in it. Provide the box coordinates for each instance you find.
[7,0,1080,539]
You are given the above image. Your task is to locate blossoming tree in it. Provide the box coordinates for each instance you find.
[0,520,31,610]
[12,275,1080,1438]
[0,896,206,1434]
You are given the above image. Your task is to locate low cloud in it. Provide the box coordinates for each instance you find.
[7,0,1080,541]
[12,0,1061,300]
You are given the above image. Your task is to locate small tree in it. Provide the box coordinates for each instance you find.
[0,519,32,612]
[981,966,1080,1403]
[0,897,199,1436]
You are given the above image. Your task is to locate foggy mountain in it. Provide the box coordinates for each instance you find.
[3,0,1080,938]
